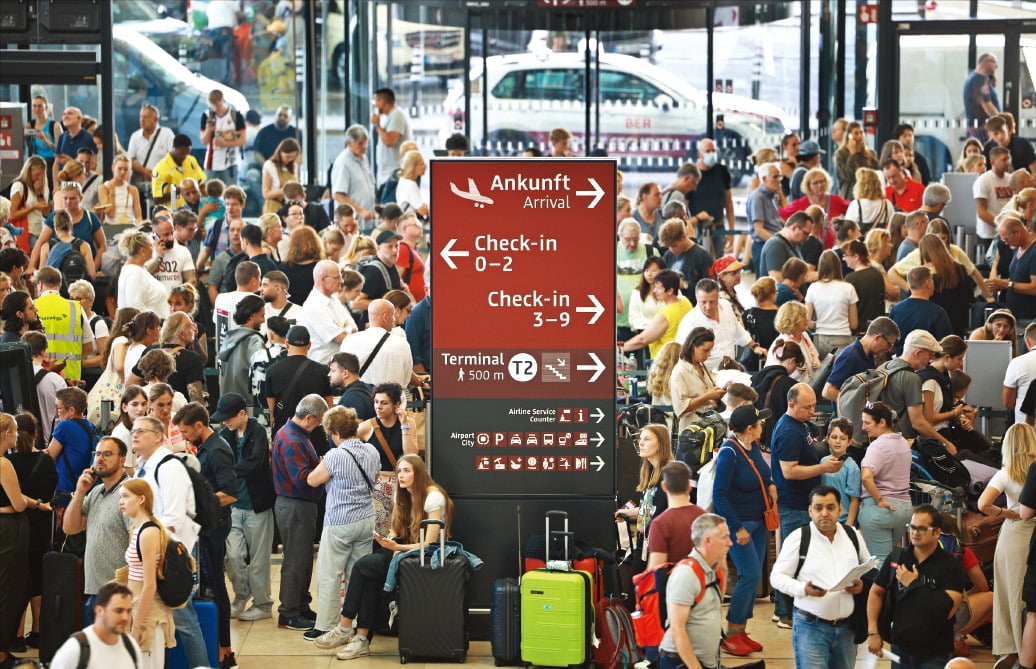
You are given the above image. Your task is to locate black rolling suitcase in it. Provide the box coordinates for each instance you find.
[490,577,521,665]
[39,551,83,663]
[397,519,469,663]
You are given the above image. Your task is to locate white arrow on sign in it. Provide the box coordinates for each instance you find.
[590,407,605,424]
[592,455,605,472]
[576,352,605,383]
[575,294,604,325]
[440,238,469,270]
[591,432,605,448]
[575,178,605,209]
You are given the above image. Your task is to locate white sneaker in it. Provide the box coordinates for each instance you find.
[336,635,370,660]
[315,626,355,650]
[237,606,272,622]
[230,597,249,619]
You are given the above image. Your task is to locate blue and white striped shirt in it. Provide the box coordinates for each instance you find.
[323,438,380,526]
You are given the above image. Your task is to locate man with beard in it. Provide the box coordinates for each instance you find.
[146,214,197,292]
[254,105,299,162]
[353,229,403,327]
[0,290,41,343]
[50,582,142,668]
[328,352,375,420]
[261,270,303,328]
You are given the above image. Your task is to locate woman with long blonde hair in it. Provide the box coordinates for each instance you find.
[314,454,453,660]
[844,167,893,233]
[918,234,972,334]
[118,477,179,667]
[646,341,680,407]
[977,423,1036,663]
[614,424,673,567]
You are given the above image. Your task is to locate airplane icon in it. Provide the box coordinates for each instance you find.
[450,178,494,207]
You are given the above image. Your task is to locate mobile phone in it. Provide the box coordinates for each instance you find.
[835,454,849,461]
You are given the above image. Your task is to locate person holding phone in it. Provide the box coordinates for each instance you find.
[314,454,452,661]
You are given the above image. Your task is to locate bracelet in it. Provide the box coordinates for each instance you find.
[867,632,880,637]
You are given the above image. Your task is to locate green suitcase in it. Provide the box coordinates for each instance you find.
[520,511,593,668]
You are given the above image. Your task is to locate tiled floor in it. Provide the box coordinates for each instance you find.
[16,556,1000,668]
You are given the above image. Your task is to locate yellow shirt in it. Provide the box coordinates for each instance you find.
[649,296,692,358]
[151,153,206,207]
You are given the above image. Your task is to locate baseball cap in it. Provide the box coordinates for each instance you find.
[798,140,825,156]
[374,228,403,245]
[286,325,311,347]
[903,330,942,354]
[210,393,247,422]
[709,255,746,279]
[729,405,772,433]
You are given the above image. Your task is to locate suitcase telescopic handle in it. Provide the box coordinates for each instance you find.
[545,510,570,562]
[419,519,446,567]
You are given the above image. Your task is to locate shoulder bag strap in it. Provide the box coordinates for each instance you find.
[140,128,161,171]
[341,446,375,491]
[731,438,774,512]
[278,303,292,318]
[368,419,397,469]
[280,359,313,401]
[358,331,392,377]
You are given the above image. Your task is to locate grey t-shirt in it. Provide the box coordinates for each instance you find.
[881,361,924,439]
[375,106,412,184]
[759,234,803,278]
[80,477,133,595]
[659,550,723,668]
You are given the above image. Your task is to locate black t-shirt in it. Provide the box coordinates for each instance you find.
[265,354,332,435]
[367,417,403,471]
[166,345,205,399]
[279,261,318,307]
[337,379,375,421]
[846,265,887,328]
[359,258,402,302]
[876,545,965,657]
[1020,461,1036,567]
[743,307,779,349]
[1020,379,1036,419]
[662,244,713,303]
[799,236,823,267]
[686,163,731,224]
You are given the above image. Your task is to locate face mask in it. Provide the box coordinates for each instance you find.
[702,152,718,167]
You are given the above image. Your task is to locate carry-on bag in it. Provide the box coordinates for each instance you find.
[39,551,84,663]
[491,577,522,666]
[167,600,220,669]
[397,519,469,663]
[520,510,593,668]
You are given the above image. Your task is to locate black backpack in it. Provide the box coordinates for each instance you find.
[675,410,728,479]
[136,520,196,609]
[154,453,222,536]
[60,243,89,285]
[912,438,970,489]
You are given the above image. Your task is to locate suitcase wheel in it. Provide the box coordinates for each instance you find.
[400,655,408,664]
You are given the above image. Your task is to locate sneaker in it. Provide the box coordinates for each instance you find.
[770,614,780,623]
[993,654,1018,669]
[303,629,326,641]
[315,625,355,650]
[336,635,370,660]
[278,614,315,630]
[238,607,272,622]
[230,597,249,619]
[299,607,318,621]
[720,632,755,656]
[742,633,763,652]
[776,618,792,629]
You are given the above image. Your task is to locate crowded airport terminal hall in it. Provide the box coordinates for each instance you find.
[2,1,1036,668]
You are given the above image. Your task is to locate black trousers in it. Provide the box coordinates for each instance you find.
[200,515,232,647]
[341,549,393,641]
[0,514,29,652]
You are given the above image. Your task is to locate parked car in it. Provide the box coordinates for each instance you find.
[441,51,791,177]
[114,1,196,58]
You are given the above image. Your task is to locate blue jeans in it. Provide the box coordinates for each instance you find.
[698,225,727,259]
[791,609,857,669]
[858,496,912,563]
[775,508,811,619]
[171,598,209,667]
[890,646,949,669]
[751,239,765,276]
[727,519,768,625]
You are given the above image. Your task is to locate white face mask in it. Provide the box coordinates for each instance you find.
[702,152,718,168]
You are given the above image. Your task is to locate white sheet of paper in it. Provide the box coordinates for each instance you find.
[827,556,881,592]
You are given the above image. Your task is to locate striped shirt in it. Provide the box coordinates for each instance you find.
[323,438,380,526]
[125,523,161,583]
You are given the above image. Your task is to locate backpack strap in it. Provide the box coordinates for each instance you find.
[677,555,725,607]
[794,522,861,580]
[74,631,91,669]
[121,633,138,665]
[134,520,161,568]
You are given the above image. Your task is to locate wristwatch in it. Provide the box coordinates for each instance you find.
[1008,281,1015,291]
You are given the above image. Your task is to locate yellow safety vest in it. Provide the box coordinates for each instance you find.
[36,292,84,381]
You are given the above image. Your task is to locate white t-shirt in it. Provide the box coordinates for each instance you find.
[845,198,894,229]
[1005,350,1036,424]
[127,126,175,173]
[805,280,859,336]
[123,343,147,383]
[263,301,303,335]
[375,107,413,184]
[988,468,1025,512]
[674,299,751,369]
[50,627,143,669]
[340,325,414,387]
[921,378,949,430]
[973,170,1013,239]
[213,289,255,351]
[395,177,425,214]
[424,488,446,516]
[153,242,196,292]
[117,263,170,319]
[110,423,137,469]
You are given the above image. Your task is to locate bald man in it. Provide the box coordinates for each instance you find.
[339,299,416,388]
[943,658,976,669]
[298,259,357,364]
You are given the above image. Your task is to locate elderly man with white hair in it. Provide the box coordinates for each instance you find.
[617,217,650,343]
[340,299,415,388]
[299,259,358,364]
[330,124,377,223]
[746,161,784,276]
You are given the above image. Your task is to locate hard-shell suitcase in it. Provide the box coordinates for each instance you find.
[167,600,220,669]
[520,510,593,668]
[39,551,83,663]
[397,519,469,663]
[491,577,521,666]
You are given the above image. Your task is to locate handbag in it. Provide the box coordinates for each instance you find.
[368,419,399,536]
[86,363,123,429]
[731,437,779,531]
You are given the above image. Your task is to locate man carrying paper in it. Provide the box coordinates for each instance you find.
[770,485,872,669]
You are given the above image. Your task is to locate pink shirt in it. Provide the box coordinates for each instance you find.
[860,432,912,501]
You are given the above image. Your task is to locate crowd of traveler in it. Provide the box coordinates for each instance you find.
[0,74,1035,669]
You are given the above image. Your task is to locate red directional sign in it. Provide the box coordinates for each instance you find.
[430,158,616,497]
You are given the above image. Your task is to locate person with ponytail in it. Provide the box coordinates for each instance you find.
[314,454,453,660]
[118,477,177,667]
[122,310,161,384]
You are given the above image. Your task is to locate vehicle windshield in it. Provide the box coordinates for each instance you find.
[115,28,193,91]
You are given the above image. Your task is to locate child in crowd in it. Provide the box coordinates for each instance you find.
[198,178,226,230]
[821,417,861,526]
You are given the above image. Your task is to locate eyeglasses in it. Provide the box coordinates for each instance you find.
[92,450,118,458]
[905,524,935,534]
[131,428,161,436]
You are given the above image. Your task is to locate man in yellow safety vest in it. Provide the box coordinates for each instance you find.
[34,266,94,383]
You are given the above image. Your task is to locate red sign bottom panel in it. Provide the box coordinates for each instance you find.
[431,398,614,497]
